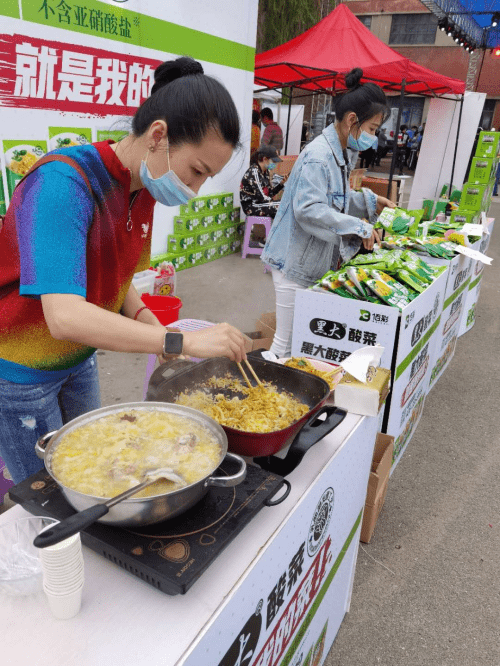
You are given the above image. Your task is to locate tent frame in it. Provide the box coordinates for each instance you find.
[256,78,464,198]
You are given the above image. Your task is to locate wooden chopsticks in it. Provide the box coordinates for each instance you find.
[236,360,264,389]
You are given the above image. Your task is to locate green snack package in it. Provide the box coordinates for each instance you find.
[318,278,357,300]
[422,199,434,221]
[366,279,410,310]
[348,247,393,265]
[346,266,369,298]
[338,273,363,299]
[397,270,427,293]
[375,207,419,236]
[371,269,418,301]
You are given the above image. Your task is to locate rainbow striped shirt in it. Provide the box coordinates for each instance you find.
[0,141,154,383]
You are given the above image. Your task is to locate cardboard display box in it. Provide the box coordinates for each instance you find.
[361,177,397,204]
[360,433,394,543]
[243,312,276,352]
[333,368,391,417]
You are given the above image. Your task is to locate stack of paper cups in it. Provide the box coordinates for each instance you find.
[38,527,84,620]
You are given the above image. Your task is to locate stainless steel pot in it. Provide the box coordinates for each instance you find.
[35,402,246,528]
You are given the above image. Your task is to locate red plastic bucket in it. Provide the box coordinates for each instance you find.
[140,295,182,326]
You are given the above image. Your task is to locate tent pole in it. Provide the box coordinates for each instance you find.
[285,87,293,155]
[449,95,464,192]
[387,79,406,200]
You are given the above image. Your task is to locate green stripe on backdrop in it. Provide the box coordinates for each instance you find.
[280,509,364,666]
[443,276,471,310]
[18,0,255,72]
[396,315,441,380]
[2,0,20,18]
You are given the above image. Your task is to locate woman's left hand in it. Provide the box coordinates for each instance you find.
[376,196,396,214]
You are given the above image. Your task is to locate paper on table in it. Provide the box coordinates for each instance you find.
[339,345,384,383]
[462,223,489,237]
[453,245,493,265]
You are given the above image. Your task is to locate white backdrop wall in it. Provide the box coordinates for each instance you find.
[409,92,486,209]
[262,102,305,156]
[0,0,259,256]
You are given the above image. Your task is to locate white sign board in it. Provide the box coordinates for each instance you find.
[0,0,257,255]
[458,219,495,336]
[292,290,400,370]
[182,416,378,666]
[409,92,486,208]
[385,271,447,469]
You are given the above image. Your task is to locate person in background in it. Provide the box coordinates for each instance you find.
[240,144,287,247]
[260,107,284,154]
[375,127,388,165]
[250,110,261,154]
[0,56,247,484]
[359,132,378,169]
[405,125,417,166]
[261,67,395,358]
[396,124,408,174]
[301,121,309,151]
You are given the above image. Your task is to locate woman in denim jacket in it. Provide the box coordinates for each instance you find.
[261,68,395,357]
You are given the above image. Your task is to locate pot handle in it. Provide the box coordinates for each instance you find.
[254,406,347,477]
[205,452,247,488]
[35,431,57,459]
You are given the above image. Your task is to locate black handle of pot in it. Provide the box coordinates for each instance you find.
[33,503,110,549]
[264,479,291,506]
[254,406,347,477]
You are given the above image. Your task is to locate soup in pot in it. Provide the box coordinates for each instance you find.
[51,410,221,498]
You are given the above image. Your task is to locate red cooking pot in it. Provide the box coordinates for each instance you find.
[146,353,347,476]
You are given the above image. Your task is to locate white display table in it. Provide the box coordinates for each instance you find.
[1,413,378,666]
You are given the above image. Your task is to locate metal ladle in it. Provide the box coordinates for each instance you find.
[33,468,186,549]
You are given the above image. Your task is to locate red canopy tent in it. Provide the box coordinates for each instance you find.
[254,4,466,195]
[255,3,465,97]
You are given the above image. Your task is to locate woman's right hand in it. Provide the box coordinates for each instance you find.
[362,228,381,251]
[182,323,247,362]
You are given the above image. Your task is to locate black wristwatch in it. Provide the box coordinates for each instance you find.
[163,331,184,357]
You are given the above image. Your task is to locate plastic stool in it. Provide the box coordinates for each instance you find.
[143,318,214,399]
[241,216,272,258]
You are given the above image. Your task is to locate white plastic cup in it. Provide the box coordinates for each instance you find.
[45,584,83,619]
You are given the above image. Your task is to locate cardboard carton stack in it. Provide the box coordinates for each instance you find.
[458,131,499,218]
[153,193,241,270]
[360,433,394,543]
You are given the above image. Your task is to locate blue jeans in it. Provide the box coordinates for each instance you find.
[0,354,101,485]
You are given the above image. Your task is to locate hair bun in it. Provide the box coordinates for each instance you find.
[151,57,204,94]
[345,68,363,90]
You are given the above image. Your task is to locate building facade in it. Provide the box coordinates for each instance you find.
[345,0,500,129]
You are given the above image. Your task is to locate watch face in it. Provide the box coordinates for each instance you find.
[164,332,183,355]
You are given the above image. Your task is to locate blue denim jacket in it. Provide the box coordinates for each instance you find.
[261,123,378,287]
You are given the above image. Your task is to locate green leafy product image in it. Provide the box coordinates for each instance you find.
[48,127,92,151]
[3,140,47,199]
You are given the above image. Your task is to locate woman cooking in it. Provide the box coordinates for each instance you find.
[0,56,247,484]
[261,68,395,357]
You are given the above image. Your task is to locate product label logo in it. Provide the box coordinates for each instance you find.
[307,488,334,557]
[359,310,370,322]
[310,319,346,340]
[218,603,263,666]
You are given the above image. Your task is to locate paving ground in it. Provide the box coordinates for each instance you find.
[2,192,498,665]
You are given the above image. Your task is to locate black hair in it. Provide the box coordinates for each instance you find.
[335,68,390,127]
[261,107,273,121]
[132,56,240,149]
[252,110,261,125]
[250,149,267,164]
[400,124,408,131]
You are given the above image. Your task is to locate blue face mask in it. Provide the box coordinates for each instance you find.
[139,145,196,206]
[348,130,377,152]
[267,161,277,170]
